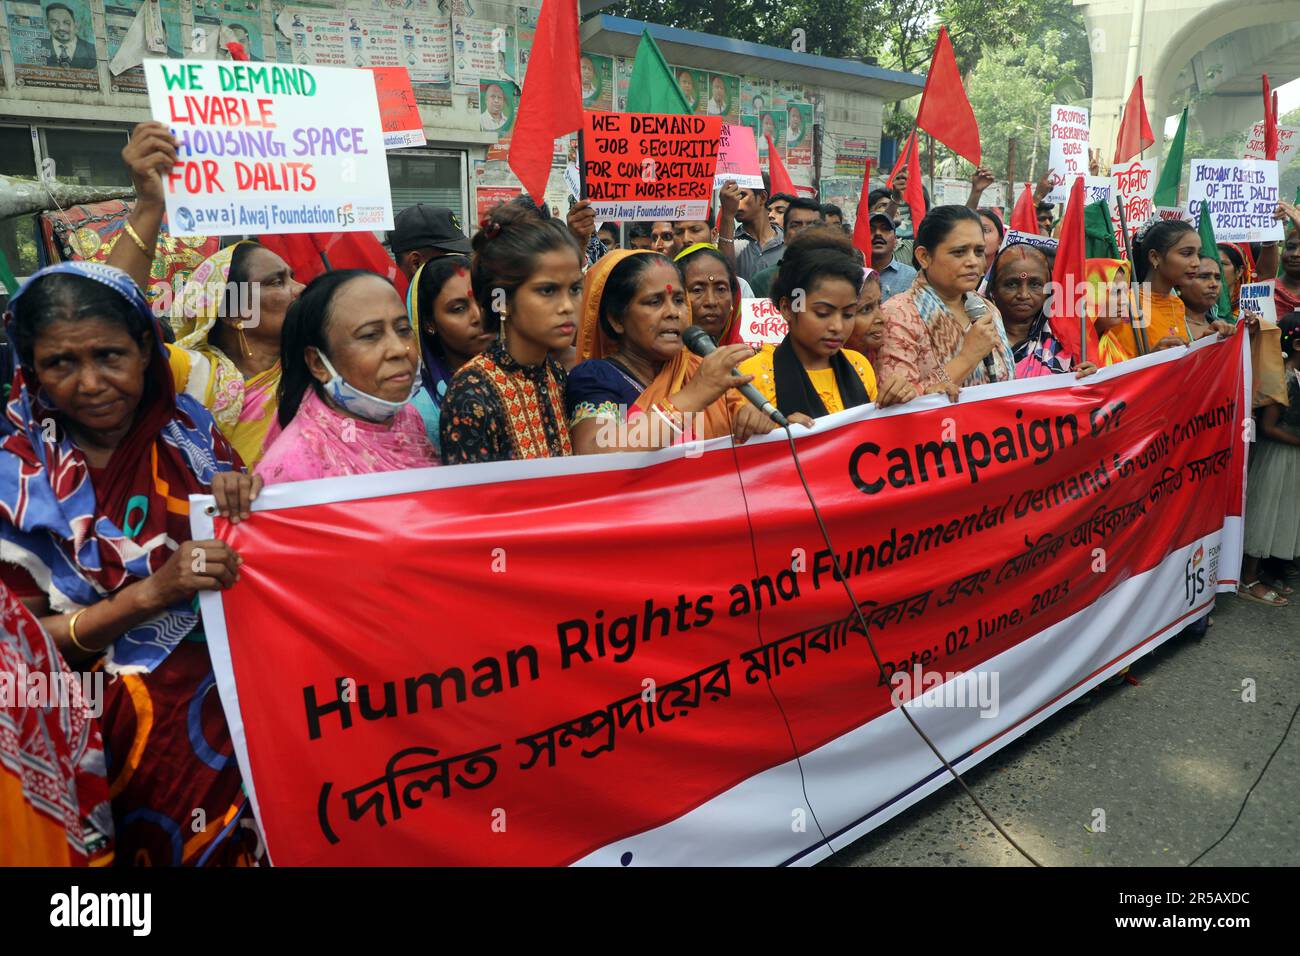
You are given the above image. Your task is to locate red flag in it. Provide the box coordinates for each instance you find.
[1010,183,1038,234]
[851,158,876,261]
[1048,176,1097,365]
[765,134,796,200]
[259,232,407,295]
[1263,75,1279,161]
[886,130,913,188]
[508,0,582,205]
[902,132,926,224]
[914,26,981,166]
[1113,77,1154,164]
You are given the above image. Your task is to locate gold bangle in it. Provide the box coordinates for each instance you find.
[67,607,94,655]
[122,220,153,258]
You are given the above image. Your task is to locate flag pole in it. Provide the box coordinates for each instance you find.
[1113,196,1149,355]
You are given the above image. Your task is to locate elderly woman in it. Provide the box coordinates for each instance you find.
[566,249,795,452]
[989,242,1099,379]
[675,243,746,345]
[257,270,437,483]
[0,262,261,865]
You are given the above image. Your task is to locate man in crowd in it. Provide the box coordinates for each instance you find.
[730,175,784,283]
[388,204,472,280]
[648,221,675,257]
[597,222,620,252]
[868,212,916,303]
[766,192,795,231]
[626,223,654,250]
[748,198,824,297]
[821,204,845,230]
[1037,201,1056,235]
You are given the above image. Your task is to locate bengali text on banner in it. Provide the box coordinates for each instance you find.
[196,334,1249,866]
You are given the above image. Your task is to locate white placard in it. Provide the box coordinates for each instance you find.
[146,59,394,236]
[1243,122,1300,171]
[1239,280,1278,325]
[1111,158,1157,255]
[738,297,787,346]
[1045,103,1090,203]
[1187,159,1283,243]
[998,229,1058,254]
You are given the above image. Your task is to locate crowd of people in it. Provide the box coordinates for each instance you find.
[2,119,1298,867]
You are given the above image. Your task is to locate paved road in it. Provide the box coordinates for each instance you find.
[826,591,1299,867]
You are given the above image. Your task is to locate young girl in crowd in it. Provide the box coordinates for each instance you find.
[846,268,883,363]
[1100,220,1195,362]
[675,243,746,345]
[1239,313,1300,607]
[566,250,784,453]
[1217,242,1249,321]
[989,243,1099,379]
[440,202,584,464]
[0,262,260,865]
[740,230,917,415]
[256,270,437,483]
[878,205,1015,398]
[977,208,1004,274]
[406,255,493,453]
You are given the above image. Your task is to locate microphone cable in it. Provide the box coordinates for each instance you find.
[722,402,1042,866]
[773,422,1042,865]
[723,413,838,861]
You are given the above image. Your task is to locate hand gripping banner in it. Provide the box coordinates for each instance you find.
[194,334,1249,865]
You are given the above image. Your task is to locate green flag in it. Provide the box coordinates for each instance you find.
[1197,202,1232,319]
[0,248,18,296]
[1152,107,1187,208]
[625,30,691,115]
[1084,200,1121,259]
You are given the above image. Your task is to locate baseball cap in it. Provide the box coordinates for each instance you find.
[868,212,896,230]
[388,205,472,255]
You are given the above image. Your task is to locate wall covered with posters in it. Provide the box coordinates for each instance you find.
[0,0,894,227]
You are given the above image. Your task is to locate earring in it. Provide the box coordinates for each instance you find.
[236,321,252,358]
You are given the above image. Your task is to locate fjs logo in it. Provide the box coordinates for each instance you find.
[1184,543,1206,607]
[336,203,355,228]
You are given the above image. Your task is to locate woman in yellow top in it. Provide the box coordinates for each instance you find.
[1099,219,1197,363]
[741,229,917,416]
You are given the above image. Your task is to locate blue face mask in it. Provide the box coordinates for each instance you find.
[316,351,420,423]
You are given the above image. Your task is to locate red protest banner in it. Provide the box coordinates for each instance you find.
[580,111,722,221]
[365,67,426,149]
[198,337,1248,866]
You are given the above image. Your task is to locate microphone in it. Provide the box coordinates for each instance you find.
[682,326,789,428]
[965,292,996,375]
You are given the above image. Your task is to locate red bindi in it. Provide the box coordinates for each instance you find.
[666,284,674,295]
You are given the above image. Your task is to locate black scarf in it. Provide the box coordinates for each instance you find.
[772,336,871,419]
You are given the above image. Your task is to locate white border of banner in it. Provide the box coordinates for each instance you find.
[192,332,1250,866]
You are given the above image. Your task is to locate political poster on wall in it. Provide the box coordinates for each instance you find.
[1187,159,1283,243]
[515,4,536,84]
[194,0,265,61]
[105,0,183,94]
[275,4,451,85]
[144,58,394,236]
[579,52,613,112]
[452,16,513,93]
[197,335,1248,865]
[784,102,813,167]
[479,77,516,136]
[741,76,769,118]
[613,55,633,111]
[702,72,740,122]
[6,0,102,91]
